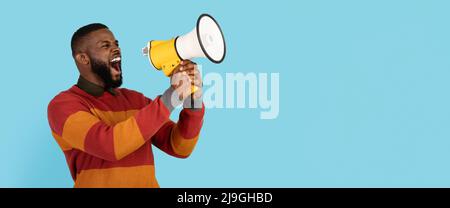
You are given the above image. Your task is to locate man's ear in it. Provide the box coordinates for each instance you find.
[75,53,90,65]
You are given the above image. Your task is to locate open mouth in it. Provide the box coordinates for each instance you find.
[110,57,122,73]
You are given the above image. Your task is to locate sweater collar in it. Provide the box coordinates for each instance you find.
[76,76,117,97]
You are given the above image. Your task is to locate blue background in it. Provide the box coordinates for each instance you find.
[1,0,450,187]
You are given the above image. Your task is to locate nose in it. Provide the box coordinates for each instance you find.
[111,45,121,55]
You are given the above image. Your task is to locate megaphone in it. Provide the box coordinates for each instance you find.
[142,14,226,92]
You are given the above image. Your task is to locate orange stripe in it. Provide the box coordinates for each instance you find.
[90,109,139,125]
[74,165,159,188]
[91,108,143,160]
[170,125,199,157]
[113,117,146,160]
[62,111,99,151]
[52,131,72,151]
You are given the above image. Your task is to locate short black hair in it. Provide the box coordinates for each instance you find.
[71,23,109,56]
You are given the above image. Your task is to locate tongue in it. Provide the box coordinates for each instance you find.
[113,62,121,72]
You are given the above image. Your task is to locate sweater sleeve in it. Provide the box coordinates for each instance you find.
[151,103,205,158]
[47,93,170,161]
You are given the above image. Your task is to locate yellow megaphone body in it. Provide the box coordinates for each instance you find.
[143,14,226,93]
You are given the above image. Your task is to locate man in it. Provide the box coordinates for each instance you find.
[47,23,204,188]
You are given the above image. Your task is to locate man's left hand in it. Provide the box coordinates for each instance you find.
[170,60,202,100]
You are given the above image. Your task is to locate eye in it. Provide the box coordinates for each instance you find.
[102,44,110,49]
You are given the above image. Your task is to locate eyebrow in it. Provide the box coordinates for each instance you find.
[96,40,119,46]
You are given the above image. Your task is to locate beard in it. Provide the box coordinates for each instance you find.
[90,58,123,89]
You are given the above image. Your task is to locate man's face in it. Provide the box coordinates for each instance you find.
[85,29,122,88]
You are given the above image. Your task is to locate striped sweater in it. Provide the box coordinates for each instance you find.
[47,80,204,188]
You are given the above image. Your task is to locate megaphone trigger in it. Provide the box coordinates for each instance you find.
[191,85,199,94]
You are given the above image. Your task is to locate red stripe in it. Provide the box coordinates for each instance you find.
[63,150,77,180]
[134,96,170,140]
[84,122,116,161]
[48,91,90,135]
[151,121,177,156]
[177,103,205,139]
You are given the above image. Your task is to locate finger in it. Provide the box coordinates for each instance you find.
[182,63,196,72]
[193,88,203,100]
[192,82,202,90]
[173,78,184,89]
[187,73,200,82]
[171,72,190,88]
[171,78,181,92]
[188,74,196,81]
[182,88,192,100]
[183,71,193,82]
[187,72,200,81]
[177,62,189,73]
[171,64,183,74]
[186,68,200,76]
[175,81,190,100]
[179,63,196,72]
[185,72,200,84]
[179,60,192,66]
[180,66,192,73]
[181,78,193,95]
[187,63,197,69]
[193,78,202,87]
[186,68,200,77]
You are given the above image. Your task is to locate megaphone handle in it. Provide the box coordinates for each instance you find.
[190,93,194,108]
[190,85,198,108]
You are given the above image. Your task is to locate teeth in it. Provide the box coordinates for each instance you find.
[111,57,121,63]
